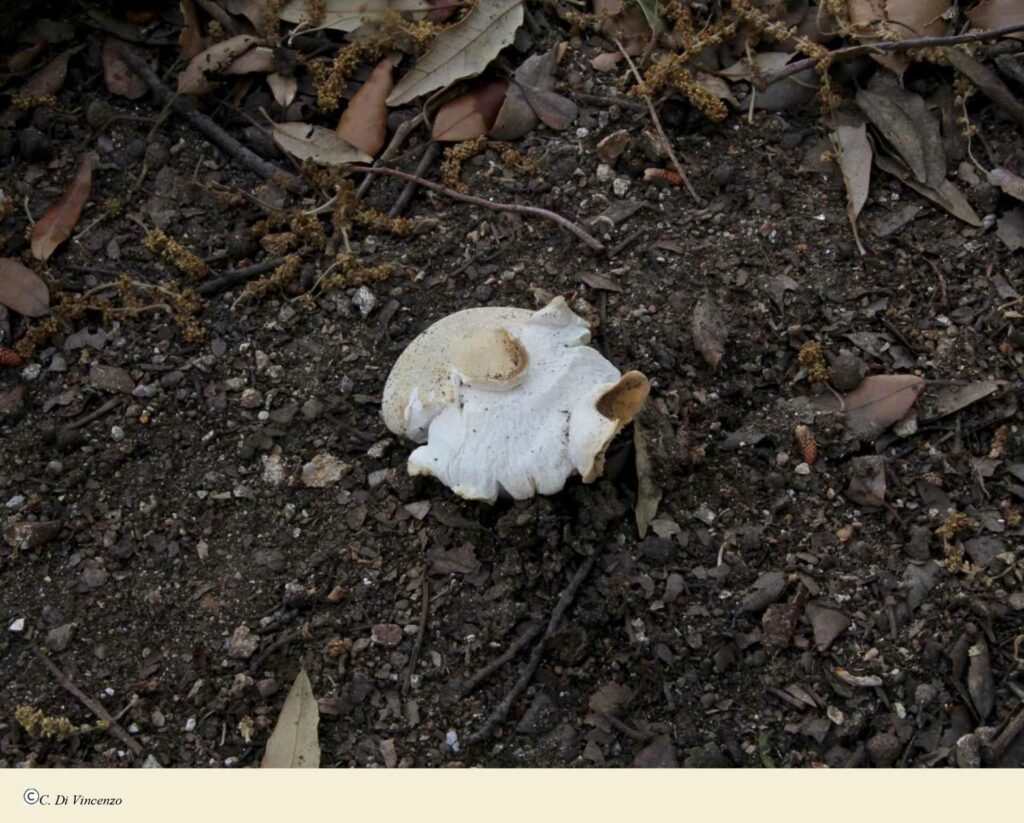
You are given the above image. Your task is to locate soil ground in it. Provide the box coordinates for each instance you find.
[1,22,1023,768]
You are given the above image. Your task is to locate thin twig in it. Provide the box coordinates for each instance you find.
[64,397,126,431]
[761,22,1024,89]
[198,257,288,297]
[458,621,544,697]
[613,38,702,204]
[401,579,429,697]
[355,112,427,201]
[34,649,143,757]
[349,166,605,252]
[466,555,596,745]
[389,142,441,218]
[114,43,306,194]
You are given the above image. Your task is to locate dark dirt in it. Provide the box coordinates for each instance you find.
[2,12,1024,769]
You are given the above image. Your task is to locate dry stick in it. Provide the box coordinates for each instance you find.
[197,257,287,297]
[389,141,442,218]
[401,578,430,697]
[355,112,428,201]
[64,397,126,431]
[613,38,702,204]
[114,44,307,194]
[761,22,1024,89]
[984,705,1024,765]
[458,622,544,697]
[466,555,596,746]
[34,649,143,757]
[351,166,605,252]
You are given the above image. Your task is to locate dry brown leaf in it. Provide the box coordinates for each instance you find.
[590,52,623,72]
[968,0,1024,34]
[856,80,945,188]
[101,38,149,99]
[634,419,661,539]
[692,293,727,369]
[919,380,1006,421]
[337,59,394,156]
[0,258,50,318]
[7,39,47,73]
[593,0,650,55]
[831,122,872,256]
[886,0,950,38]
[178,34,257,95]
[695,72,739,107]
[433,80,508,142]
[30,153,96,262]
[723,52,819,111]
[226,46,276,75]
[267,73,298,107]
[579,272,623,292]
[843,374,925,440]
[387,0,524,107]
[279,0,434,33]
[988,167,1024,203]
[490,46,576,139]
[179,0,205,60]
[261,668,320,768]
[997,207,1024,251]
[20,46,82,98]
[273,122,372,166]
[873,153,982,227]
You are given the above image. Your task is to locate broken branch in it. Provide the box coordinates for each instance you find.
[349,166,606,252]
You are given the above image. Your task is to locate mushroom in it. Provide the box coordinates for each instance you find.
[381,297,649,503]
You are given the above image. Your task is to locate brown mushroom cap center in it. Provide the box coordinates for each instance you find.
[451,327,530,389]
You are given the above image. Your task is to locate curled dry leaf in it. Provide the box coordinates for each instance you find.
[593,0,650,55]
[842,374,925,440]
[491,46,577,140]
[0,258,50,318]
[267,73,298,108]
[272,122,372,166]
[31,153,96,262]
[337,58,394,156]
[433,80,508,141]
[634,419,661,539]
[20,45,82,98]
[968,0,1024,34]
[856,80,945,188]
[873,153,981,227]
[279,0,435,33]
[261,668,321,768]
[179,0,205,61]
[101,38,149,99]
[831,122,872,256]
[225,46,277,76]
[178,34,257,95]
[988,167,1024,203]
[692,293,727,369]
[387,0,524,107]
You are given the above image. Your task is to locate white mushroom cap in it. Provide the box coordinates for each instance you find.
[381,297,648,503]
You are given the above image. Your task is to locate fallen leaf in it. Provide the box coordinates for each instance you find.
[387,0,524,107]
[7,39,47,73]
[0,258,50,317]
[225,46,277,75]
[874,153,982,227]
[579,272,623,292]
[967,640,994,721]
[919,380,1005,421]
[988,167,1024,202]
[831,121,872,256]
[590,52,622,72]
[695,71,739,107]
[261,668,321,767]
[179,0,205,60]
[968,0,1024,35]
[592,0,650,55]
[692,293,727,369]
[267,72,298,107]
[337,59,394,156]
[634,0,665,35]
[19,46,82,98]
[724,52,819,111]
[843,374,925,440]
[31,153,96,262]
[433,79,508,141]
[856,79,945,188]
[997,207,1024,251]
[634,419,661,539]
[272,122,372,166]
[177,35,257,95]
[279,0,434,33]
[942,46,1024,131]
[101,38,148,99]
[427,542,480,575]
[887,0,950,37]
